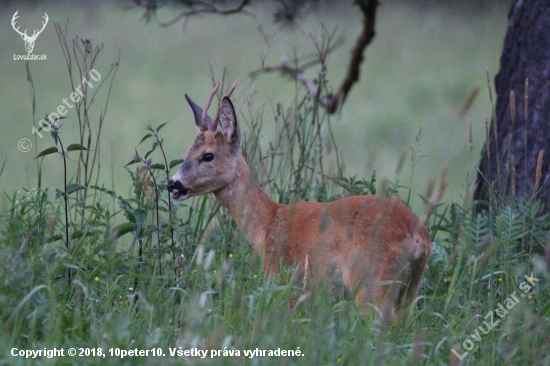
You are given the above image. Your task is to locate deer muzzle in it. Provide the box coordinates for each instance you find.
[167,179,188,200]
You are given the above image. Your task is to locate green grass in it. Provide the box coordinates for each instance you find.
[2,1,549,365]
[2,65,550,366]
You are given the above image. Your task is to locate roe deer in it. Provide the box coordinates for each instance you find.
[167,83,432,320]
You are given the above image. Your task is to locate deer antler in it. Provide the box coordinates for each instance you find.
[202,82,220,126]
[226,80,237,98]
[211,80,238,131]
[11,11,27,37]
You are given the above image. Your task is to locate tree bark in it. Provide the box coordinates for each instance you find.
[475,0,550,211]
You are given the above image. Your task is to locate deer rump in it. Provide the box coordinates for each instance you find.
[263,195,430,318]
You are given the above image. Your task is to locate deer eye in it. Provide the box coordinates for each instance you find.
[202,153,214,162]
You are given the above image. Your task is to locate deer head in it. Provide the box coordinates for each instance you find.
[168,82,239,200]
[12,11,49,54]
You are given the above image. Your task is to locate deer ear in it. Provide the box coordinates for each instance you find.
[185,94,212,131]
[218,97,240,145]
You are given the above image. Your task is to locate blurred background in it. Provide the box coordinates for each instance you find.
[0,0,513,212]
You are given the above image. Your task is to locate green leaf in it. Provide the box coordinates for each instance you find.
[126,157,141,166]
[46,234,63,243]
[35,147,59,159]
[144,142,158,160]
[139,134,152,145]
[156,121,169,132]
[67,144,90,151]
[150,163,165,170]
[72,230,99,239]
[372,280,398,287]
[66,184,87,194]
[12,285,47,314]
[90,185,120,199]
[55,188,64,200]
[0,157,6,179]
[51,131,58,145]
[169,159,184,169]
[109,222,136,241]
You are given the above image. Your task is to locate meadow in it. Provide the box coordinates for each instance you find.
[1,1,549,365]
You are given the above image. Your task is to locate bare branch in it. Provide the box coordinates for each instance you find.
[250,27,345,107]
[160,0,254,27]
[139,0,377,115]
[326,0,378,113]
[249,0,378,114]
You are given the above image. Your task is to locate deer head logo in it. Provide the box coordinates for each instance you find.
[11,11,49,54]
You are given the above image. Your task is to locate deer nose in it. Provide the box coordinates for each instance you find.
[167,179,188,195]
[167,179,176,192]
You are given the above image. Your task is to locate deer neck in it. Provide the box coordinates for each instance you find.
[214,154,279,254]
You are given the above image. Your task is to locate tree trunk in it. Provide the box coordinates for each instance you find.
[475,0,550,211]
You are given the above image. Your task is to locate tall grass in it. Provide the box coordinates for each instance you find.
[1,22,549,366]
